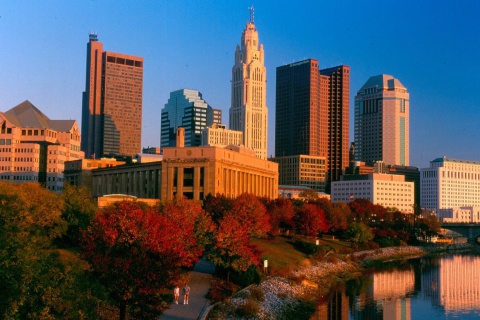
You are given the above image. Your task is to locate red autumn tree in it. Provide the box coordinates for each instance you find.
[229,193,271,238]
[265,198,295,235]
[294,203,329,237]
[208,213,261,282]
[349,198,376,222]
[81,201,203,320]
[203,193,234,225]
[158,197,216,253]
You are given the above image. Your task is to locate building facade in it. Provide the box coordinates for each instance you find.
[270,155,326,192]
[161,128,278,201]
[229,9,268,159]
[0,100,84,192]
[161,89,221,148]
[64,158,125,189]
[331,173,414,214]
[275,59,350,189]
[437,206,480,223]
[87,128,278,201]
[355,75,410,166]
[420,157,480,211]
[81,34,144,158]
[201,123,243,148]
[91,161,161,199]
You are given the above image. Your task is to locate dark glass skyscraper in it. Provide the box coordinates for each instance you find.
[275,59,350,189]
[161,89,221,148]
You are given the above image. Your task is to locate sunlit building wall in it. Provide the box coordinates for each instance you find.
[0,100,84,192]
[201,123,243,148]
[437,206,480,223]
[420,157,480,211]
[270,155,326,192]
[331,173,414,213]
[229,10,268,159]
[81,34,144,158]
[355,75,410,166]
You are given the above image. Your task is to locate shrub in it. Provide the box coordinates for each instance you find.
[208,279,240,302]
[282,301,316,320]
[248,286,265,302]
[236,300,260,318]
[230,265,262,287]
[375,237,401,247]
[293,240,326,255]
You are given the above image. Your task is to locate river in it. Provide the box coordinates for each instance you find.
[312,251,480,320]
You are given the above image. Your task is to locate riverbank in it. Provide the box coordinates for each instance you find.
[208,244,474,319]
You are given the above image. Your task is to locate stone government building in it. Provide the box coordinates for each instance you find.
[69,128,278,201]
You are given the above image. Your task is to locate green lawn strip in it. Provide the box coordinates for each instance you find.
[251,237,308,269]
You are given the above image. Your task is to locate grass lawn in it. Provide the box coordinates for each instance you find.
[251,236,353,270]
[251,236,308,269]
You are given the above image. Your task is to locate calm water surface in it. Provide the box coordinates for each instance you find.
[312,252,480,320]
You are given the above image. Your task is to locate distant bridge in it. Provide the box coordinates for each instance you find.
[441,223,480,239]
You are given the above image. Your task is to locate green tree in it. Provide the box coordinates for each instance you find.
[60,184,96,247]
[0,182,106,319]
[345,222,374,244]
[299,188,318,202]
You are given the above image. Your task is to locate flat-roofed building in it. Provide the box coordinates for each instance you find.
[331,173,414,214]
[420,157,480,211]
[0,100,84,192]
[86,128,278,201]
[64,158,125,189]
[161,128,278,200]
[278,185,330,200]
[438,206,480,223]
[201,123,243,148]
[92,161,162,199]
[270,155,326,192]
[81,34,144,158]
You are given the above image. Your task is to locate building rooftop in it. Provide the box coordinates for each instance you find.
[3,100,76,132]
[359,74,406,92]
[431,157,480,165]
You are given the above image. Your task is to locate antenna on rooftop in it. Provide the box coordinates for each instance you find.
[249,5,254,24]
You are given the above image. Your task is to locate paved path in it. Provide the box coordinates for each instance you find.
[160,258,215,320]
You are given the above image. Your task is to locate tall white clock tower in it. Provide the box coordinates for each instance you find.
[229,7,268,159]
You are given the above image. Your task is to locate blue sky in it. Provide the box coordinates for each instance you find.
[1,1,479,167]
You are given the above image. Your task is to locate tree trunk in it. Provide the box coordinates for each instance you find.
[119,299,126,320]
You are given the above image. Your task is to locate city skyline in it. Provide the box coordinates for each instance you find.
[1,1,479,167]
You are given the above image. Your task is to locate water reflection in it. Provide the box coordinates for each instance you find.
[313,254,480,320]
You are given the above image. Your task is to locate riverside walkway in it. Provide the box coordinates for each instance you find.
[160,258,215,320]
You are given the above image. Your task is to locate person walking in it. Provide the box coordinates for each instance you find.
[182,283,190,305]
[173,285,180,305]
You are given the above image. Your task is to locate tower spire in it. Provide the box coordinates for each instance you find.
[249,5,254,24]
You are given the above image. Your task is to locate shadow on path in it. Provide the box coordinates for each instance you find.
[160,258,215,320]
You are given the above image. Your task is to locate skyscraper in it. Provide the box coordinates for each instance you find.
[275,59,350,189]
[161,89,221,148]
[81,34,144,159]
[229,7,268,159]
[321,65,350,184]
[354,74,409,166]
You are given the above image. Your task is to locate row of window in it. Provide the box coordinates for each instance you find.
[0,139,12,145]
